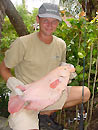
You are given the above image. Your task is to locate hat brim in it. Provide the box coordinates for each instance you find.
[38,14,62,21]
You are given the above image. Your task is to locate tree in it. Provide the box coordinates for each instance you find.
[22,0,26,9]
[59,0,98,21]
[81,0,98,21]
[0,0,29,38]
[0,1,5,41]
[59,0,82,18]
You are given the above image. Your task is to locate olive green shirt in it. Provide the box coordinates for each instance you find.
[4,32,66,84]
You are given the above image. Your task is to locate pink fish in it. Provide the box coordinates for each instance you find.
[8,65,75,114]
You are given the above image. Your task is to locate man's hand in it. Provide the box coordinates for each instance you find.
[7,77,24,95]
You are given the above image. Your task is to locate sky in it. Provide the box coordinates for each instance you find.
[11,0,60,12]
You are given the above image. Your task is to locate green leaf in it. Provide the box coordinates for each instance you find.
[76,65,83,73]
[78,52,84,58]
[78,49,86,58]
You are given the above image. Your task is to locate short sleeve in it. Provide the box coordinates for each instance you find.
[4,38,25,68]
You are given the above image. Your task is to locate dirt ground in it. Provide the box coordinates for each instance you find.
[55,94,98,130]
[87,95,98,130]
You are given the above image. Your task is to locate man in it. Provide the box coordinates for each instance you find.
[0,3,90,130]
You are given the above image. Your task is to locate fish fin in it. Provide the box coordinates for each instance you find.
[8,95,25,114]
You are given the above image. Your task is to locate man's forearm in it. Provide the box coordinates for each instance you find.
[0,61,12,81]
[0,61,24,95]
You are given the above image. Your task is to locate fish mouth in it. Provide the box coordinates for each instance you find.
[24,101,30,106]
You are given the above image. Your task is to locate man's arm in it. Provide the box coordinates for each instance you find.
[0,60,12,81]
[0,60,24,95]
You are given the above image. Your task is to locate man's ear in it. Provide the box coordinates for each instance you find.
[36,15,40,23]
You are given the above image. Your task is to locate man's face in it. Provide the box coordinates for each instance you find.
[37,16,59,36]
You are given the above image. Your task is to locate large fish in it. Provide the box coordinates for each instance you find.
[8,64,75,114]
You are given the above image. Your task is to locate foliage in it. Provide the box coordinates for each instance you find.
[54,15,98,129]
[0,80,10,117]
[54,17,98,91]
[60,0,82,18]
[16,5,38,33]
[60,0,98,21]
[0,16,17,62]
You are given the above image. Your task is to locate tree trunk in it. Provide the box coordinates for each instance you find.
[0,1,5,42]
[82,0,98,21]
[0,0,29,36]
